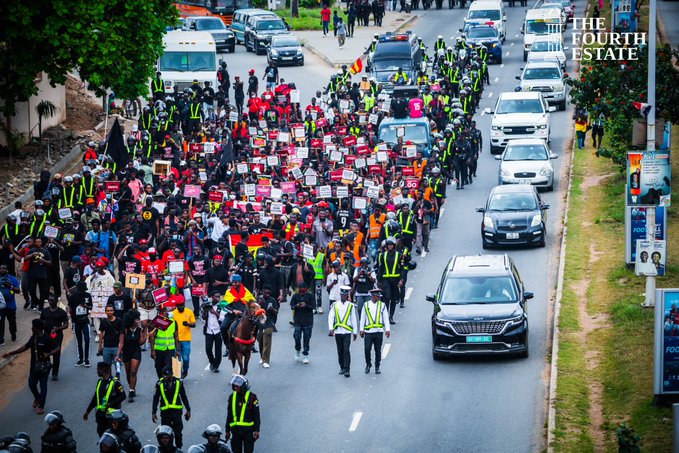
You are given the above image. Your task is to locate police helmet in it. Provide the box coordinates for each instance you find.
[447,46,453,52]
[453,118,462,127]
[387,220,401,233]
[203,424,223,438]
[187,446,207,453]
[143,106,151,114]
[374,33,379,38]
[462,77,471,84]
[127,136,138,145]
[360,257,370,265]
[229,374,249,390]
[44,410,64,425]
[154,425,174,443]
[431,167,441,174]
[158,112,169,121]
[98,432,119,449]
[386,211,396,221]
[106,410,129,428]
[437,35,443,39]
[337,70,343,75]
[444,128,452,135]
[141,446,160,453]
[385,237,397,246]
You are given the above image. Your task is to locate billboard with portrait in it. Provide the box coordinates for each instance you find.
[627,151,671,206]
[655,290,679,395]
[625,206,666,264]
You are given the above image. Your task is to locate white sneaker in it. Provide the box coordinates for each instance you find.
[94,336,99,343]
[295,351,302,362]
[318,306,324,314]
[259,358,263,364]
[303,356,309,364]
[263,363,270,368]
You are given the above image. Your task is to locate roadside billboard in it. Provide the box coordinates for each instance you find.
[654,289,679,395]
[627,151,671,206]
[635,240,666,277]
[625,206,666,265]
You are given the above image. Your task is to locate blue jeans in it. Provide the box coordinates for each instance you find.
[293,326,312,356]
[28,369,49,409]
[369,239,380,262]
[178,341,191,376]
[322,20,330,35]
[102,347,117,365]
[355,295,371,320]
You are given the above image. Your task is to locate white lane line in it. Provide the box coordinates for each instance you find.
[505,51,510,56]
[405,287,413,300]
[515,33,519,38]
[349,412,363,432]
[510,42,515,46]
[488,92,493,98]
[382,343,392,359]
[480,111,485,116]
[494,77,499,82]
[500,63,505,68]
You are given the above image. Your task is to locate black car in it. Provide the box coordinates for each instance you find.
[428,254,532,359]
[185,16,236,53]
[476,184,549,249]
[245,16,291,55]
[267,35,304,66]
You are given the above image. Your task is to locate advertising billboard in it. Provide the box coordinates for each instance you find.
[635,240,666,277]
[627,151,671,206]
[625,206,666,264]
[654,290,679,395]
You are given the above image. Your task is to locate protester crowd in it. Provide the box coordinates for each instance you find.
[0,29,490,452]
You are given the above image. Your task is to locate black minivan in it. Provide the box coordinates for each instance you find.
[368,31,422,90]
[427,254,532,359]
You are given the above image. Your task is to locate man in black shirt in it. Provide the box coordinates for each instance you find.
[257,257,284,303]
[141,198,161,241]
[188,246,211,317]
[2,318,58,414]
[290,282,315,363]
[206,255,230,298]
[117,246,142,285]
[107,282,133,320]
[83,361,126,436]
[68,281,93,366]
[234,233,250,264]
[39,294,69,380]
[26,237,52,311]
[59,220,84,265]
[98,304,124,365]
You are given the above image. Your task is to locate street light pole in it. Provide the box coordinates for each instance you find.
[643,0,657,308]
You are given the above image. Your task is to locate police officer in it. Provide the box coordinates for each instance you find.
[225,375,260,453]
[360,288,391,374]
[328,286,357,377]
[106,410,142,453]
[428,167,446,228]
[453,133,471,189]
[41,410,77,452]
[377,237,404,325]
[200,424,231,453]
[83,361,127,436]
[150,305,180,379]
[154,425,182,453]
[152,366,191,449]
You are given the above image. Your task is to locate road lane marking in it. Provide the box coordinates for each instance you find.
[480,111,485,116]
[506,51,510,56]
[510,42,515,46]
[494,77,499,82]
[382,343,392,359]
[515,33,519,38]
[488,92,493,98]
[500,64,504,68]
[440,207,445,215]
[405,287,413,300]
[349,412,363,432]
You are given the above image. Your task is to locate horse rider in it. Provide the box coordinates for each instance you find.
[220,274,256,357]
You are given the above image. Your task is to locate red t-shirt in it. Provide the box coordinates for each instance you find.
[321,8,331,21]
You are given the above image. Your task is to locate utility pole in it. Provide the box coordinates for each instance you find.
[643,0,657,308]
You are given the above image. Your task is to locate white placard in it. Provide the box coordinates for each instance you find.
[339,100,349,111]
[296,147,309,159]
[278,132,290,143]
[318,185,332,198]
[357,137,365,145]
[311,111,318,121]
[336,186,349,198]
[259,120,267,130]
[293,127,305,138]
[369,114,378,124]
[342,169,355,181]
[304,175,317,187]
[354,158,366,169]
[290,89,301,104]
[44,226,59,239]
[359,115,367,124]
[270,202,284,215]
[152,202,166,214]
[406,146,417,158]
[304,167,317,177]
[244,184,256,197]
[366,186,380,199]
[248,127,257,136]
[267,155,280,167]
[270,188,282,200]
[325,144,336,154]
[203,142,216,153]
[168,260,184,274]
[376,151,388,163]
[237,163,249,174]
[229,112,238,122]
[364,179,376,187]
[339,147,349,155]
[58,208,72,220]
[323,135,332,144]
[352,197,368,210]
[291,167,303,180]
[380,99,391,112]
[330,151,342,162]
[396,127,405,138]
[303,243,314,259]
[367,157,377,166]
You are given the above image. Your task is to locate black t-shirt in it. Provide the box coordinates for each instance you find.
[188,256,211,284]
[60,228,84,261]
[206,266,230,296]
[67,291,92,324]
[335,210,351,231]
[235,243,249,263]
[63,266,82,291]
[141,208,160,235]
[209,246,234,263]
[99,317,123,348]
[118,256,142,281]
[40,307,69,336]
[392,97,408,118]
[27,333,56,370]
[264,65,278,83]
[134,223,151,243]
[107,293,134,319]
[44,240,61,263]
[27,247,52,279]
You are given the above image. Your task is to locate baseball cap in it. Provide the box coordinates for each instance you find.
[148,247,156,254]
[113,281,123,288]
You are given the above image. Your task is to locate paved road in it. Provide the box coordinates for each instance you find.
[0,1,580,450]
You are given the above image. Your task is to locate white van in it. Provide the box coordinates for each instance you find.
[465,0,507,43]
[522,8,563,61]
[157,31,218,94]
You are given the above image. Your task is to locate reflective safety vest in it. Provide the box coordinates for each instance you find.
[190,103,201,120]
[393,72,409,83]
[350,126,361,137]
[473,77,481,93]
[160,380,183,411]
[3,224,19,241]
[333,303,353,330]
[422,94,433,106]
[81,177,96,199]
[154,320,176,351]
[30,217,47,237]
[398,211,414,235]
[304,121,317,135]
[209,201,221,214]
[428,176,444,198]
[451,68,460,84]
[96,379,116,414]
[461,97,470,115]
[478,47,488,62]
[364,301,384,330]
[435,40,446,51]
[369,214,385,239]
[308,252,325,280]
[60,187,77,208]
[153,78,164,94]
[364,94,375,111]
[230,391,254,427]
[382,251,401,278]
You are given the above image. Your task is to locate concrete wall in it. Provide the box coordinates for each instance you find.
[0,73,67,147]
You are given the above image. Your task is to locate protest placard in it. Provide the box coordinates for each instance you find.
[44,226,59,239]
[290,89,301,103]
[236,163,249,174]
[336,186,349,198]
[352,197,368,210]
[303,244,314,259]
[203,142,216,154]
[244,184,256,197]
[168,260,184,274]
[183,184,202,198]
[125,273,146,290]
[270,202,283,215]
[58,208,72,220]
[318,185,332,198]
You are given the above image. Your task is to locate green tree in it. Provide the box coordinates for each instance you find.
[0,0,178,117]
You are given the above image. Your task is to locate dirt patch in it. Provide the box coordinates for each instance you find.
[0,354,31,410]
[581,174,613,191]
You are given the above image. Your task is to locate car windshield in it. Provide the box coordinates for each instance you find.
[468,28,498,39]
[468,9,502,20]
[504,144,548,161]
[273,37,299,47]
[256,20,287,31]
[487,192,538,211]
[372,59,412,72]
[496,99,544,114]
[531,40,563,52]
[541,3,563,11]
[196,19,225,30]
[440,276,518,304]
[526,19,560,34]
[523,67,561,80]
[159,51,216,72]
[379,123,428,145]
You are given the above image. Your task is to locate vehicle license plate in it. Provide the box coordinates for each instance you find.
[518,179,532,184]
[283,57,293,60]
[466,336,492,343]
[506,232,519,239]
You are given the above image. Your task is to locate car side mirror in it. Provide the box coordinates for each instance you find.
[550,153,558,159]
[459,28,463,32]
[494,155,501,160]
[520,29,525,34]
[542,204,550,210]
[190,23,197,30]
[426,293,437,303]
[524,291,534,300]
[548,106,557,112]
[301,41,305,47]
[476,207,485,213]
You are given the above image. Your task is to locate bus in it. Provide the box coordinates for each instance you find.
[174,0,252,25]
[158,31,218,94]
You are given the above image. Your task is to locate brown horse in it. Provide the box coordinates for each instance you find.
[229,301,266,376]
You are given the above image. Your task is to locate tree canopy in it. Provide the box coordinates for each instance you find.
[0,0,179,117]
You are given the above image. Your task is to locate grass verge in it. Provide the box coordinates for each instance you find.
[276,8,324,30]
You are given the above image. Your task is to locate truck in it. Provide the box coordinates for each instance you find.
[157,30,218,94]
[522,8,563,62]
[378,116,433,157]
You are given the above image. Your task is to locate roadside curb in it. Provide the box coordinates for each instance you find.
[545,3,588,450]
[301,14,418,68]
[0,144,83,222]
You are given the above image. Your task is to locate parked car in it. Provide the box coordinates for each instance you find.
[476,184,549,248]
[245,15,291,55]
[184,16,236,53]
[428,254,532,359]
[496,138,558,190]
[267,35,304,66]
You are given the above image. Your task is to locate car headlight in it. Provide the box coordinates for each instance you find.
[530,214,542,227]
[537,124,547,129]
[491,125,500,131]
[270,49,278,55]
[484,215,494,229]
[492,43,498,48]
[554,84,564,91]
[297,49,303,55]
[500,167,511,177]
[506,314,524,326]
[539,166,553,176]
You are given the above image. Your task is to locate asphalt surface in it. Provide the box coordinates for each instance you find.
[0,2,580,451]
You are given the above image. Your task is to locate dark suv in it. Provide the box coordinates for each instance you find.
[427,254,532,360]
[245,15,291,55]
